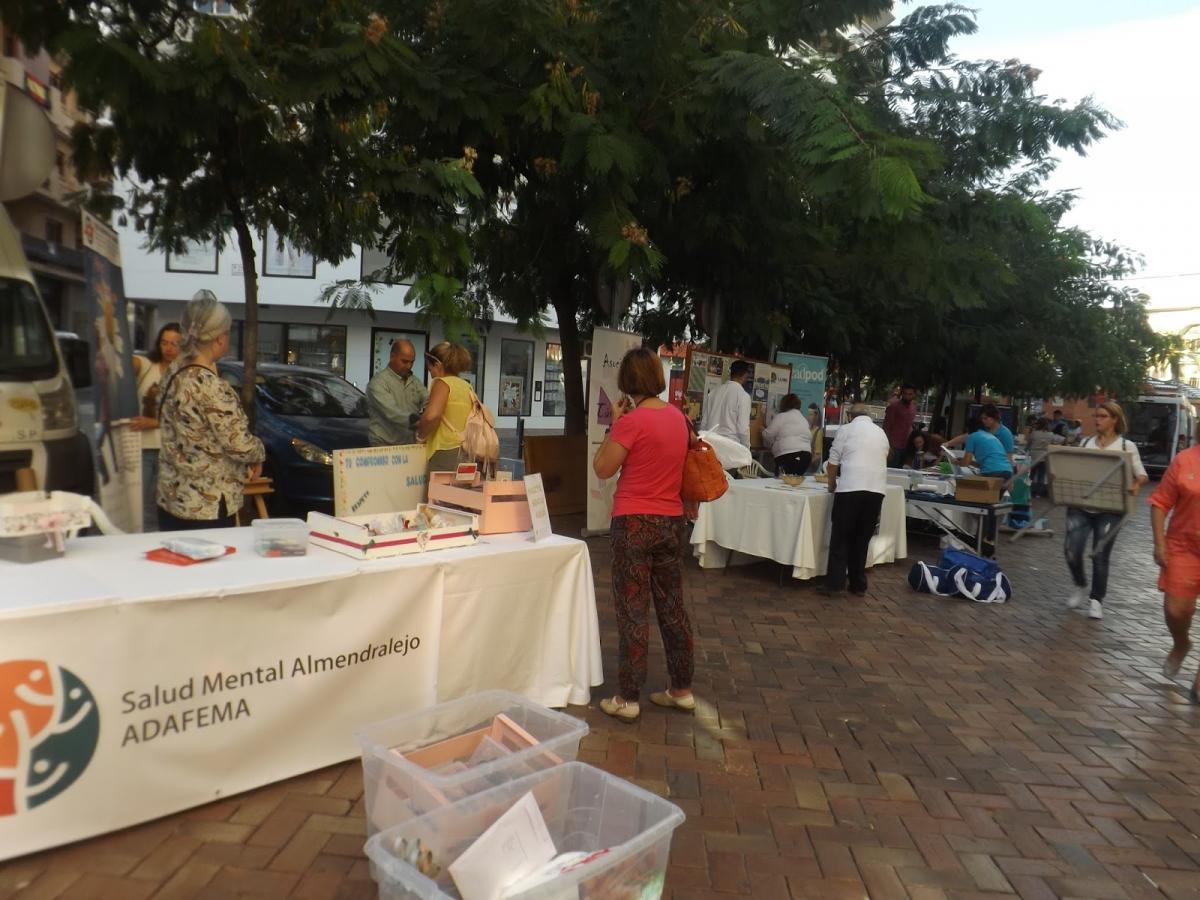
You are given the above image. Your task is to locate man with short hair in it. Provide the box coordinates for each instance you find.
[823,403,890,596]
[367,338,428,446]
[701,359,752,448]
[1051,409,1068,439]
[883,383,918,468]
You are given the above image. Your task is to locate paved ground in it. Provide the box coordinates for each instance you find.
[5,490,1200,899]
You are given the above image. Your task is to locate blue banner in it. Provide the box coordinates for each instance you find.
[774,351,827,419]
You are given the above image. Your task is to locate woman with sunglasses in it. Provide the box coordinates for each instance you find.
[416,341,474,475]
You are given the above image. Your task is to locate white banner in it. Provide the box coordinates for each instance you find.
[585,328,643,532]
[0,566,441,859]
[334,444,427,516]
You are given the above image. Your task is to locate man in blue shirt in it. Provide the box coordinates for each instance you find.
[983,404,1015,469]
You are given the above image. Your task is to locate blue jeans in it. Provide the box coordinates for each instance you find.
[1064,509,1122,602]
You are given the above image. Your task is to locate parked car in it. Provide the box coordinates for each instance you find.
[217,361,369,514]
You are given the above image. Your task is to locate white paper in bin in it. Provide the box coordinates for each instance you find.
[365,762,685,900]
[356,690,589,836]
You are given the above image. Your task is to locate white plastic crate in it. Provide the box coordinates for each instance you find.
[357,690,589,836]
[365,762,685,900]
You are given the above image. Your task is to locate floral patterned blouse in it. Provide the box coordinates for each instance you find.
[156,364,265,521]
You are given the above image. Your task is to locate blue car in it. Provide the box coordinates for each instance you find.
[217,361,369,514]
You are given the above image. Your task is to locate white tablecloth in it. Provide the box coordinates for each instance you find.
[690,480,907,579]
[0,528,602,860]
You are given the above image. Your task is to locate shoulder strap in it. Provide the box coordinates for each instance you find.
[157,363,212,420]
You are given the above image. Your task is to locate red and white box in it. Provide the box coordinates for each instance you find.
[306,504,478,560]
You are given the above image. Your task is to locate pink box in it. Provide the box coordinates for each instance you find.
[427,472,532,535]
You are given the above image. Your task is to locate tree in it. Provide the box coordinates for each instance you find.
[4,0,480,422]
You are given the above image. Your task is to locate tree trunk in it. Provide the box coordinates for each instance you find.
[229,202,259,429]
[552,291,586,436]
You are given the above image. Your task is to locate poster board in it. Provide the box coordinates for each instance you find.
[585,327,644,532]
[683,349,791,449]
[81,210,142,532]
[333,444,427,516]
[774,352,827,420]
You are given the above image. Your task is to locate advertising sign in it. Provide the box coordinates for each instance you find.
[585,327,643,532]
[81,210,142,531]
[0,568,440,859]
[775,351,828,421]
[333,444,428,517]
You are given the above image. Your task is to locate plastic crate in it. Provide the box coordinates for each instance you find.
[365,762,685,899]
[357,691,589,836]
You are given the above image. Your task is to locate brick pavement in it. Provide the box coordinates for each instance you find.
[5,491,1200,899]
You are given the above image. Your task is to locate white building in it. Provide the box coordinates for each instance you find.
[113,224,572,431]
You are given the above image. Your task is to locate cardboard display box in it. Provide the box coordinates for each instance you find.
[427,472,532,534]
[307,504,478,560]
[954,476,1005,504]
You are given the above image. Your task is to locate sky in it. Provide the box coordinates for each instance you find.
[932,0,1200,320]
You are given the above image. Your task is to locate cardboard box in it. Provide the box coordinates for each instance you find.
[427,472,532,534]
[954,476,1005,504]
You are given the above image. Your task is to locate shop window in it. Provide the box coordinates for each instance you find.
[543,343,565,416]
[499,338,533,417]
[229,321,285,365]
[442,329,485,394]
[286,325,346,376]
[45,219,64,246]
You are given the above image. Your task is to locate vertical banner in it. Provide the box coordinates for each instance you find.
[81,211,141,531]
[585,327,643,533]
[775,352,828,420]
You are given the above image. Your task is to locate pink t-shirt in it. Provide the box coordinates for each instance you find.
[610,405,688,518]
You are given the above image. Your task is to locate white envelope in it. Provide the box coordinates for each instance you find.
[449,791,556,900]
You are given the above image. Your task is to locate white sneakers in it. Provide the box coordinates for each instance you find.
[1065,587,1103,619]
[1066,586,1088,609]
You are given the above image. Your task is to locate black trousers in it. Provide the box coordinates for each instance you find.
[775,451,813,476]
[157,499,234,531]
[825,490,884,593]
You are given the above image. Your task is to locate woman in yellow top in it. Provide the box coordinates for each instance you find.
[417,341,473,474]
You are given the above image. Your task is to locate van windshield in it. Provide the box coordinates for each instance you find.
[0,277,58,381]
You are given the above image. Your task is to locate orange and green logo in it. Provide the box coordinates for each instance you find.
[1,660,99,816]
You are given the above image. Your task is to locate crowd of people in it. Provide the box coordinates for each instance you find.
[142,314,1200,708]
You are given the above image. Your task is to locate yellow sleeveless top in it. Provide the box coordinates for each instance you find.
[427,376,472,458]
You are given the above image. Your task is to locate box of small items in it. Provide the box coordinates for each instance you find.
[306,504,478,560]
[426,472,531,535]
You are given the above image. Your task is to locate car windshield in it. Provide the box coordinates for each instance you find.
[0,278,58,381]
[258,370,368,418]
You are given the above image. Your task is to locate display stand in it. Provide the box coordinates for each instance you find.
[1011,446,1132,556]
[904,493,1013,558]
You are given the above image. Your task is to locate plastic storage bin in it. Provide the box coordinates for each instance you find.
[252,517,309,556]
[365,761,685,899]
[357,690,589,836]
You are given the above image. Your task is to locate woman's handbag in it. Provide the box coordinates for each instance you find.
[680,416,728,503]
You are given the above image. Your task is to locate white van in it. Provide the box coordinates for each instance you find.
[0,85,93,494]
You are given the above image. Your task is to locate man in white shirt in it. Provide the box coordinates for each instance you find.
[701,360,752,447]
[823,403,890,596]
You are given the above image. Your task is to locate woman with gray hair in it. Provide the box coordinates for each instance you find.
[156,291,265,530]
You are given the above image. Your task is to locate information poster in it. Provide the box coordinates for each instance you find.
[774,352,828,421]
[333,444,428,516]
[683,349,791,449]
[81,210,142,531]
[585,327,643,532]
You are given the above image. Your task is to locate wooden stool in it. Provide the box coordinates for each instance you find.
[15,468,38,492]
[236,476,274,526]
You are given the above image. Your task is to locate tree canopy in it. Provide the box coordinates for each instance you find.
[6,0,1165,429]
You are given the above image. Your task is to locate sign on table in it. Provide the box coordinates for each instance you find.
[524,473,553,542]
[333,444,427,516]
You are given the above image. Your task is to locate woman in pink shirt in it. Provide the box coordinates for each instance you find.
[592,347,694,722]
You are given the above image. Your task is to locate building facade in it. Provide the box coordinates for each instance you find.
[0,25,97,335]
[113,224,573,431]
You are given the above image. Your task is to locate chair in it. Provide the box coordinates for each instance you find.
[235,476,274,526]
[1009,446,1132,554]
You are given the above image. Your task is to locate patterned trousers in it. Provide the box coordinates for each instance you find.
[611,514,694,701]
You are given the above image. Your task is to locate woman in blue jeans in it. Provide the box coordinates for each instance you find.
[1064,401,1147,620]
